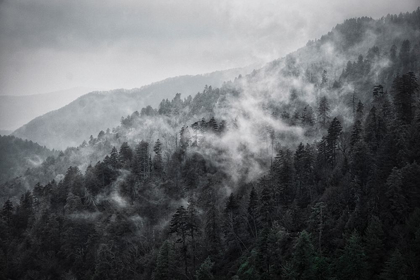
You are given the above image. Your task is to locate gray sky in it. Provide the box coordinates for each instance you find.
[0,0,418,96]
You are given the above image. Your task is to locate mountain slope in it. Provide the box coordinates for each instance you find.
[12,68,252,150]
[0,87,99,131]
[0,135,59,184]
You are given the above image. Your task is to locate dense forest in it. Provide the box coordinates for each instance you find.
[0,136,58,184]
[1,8,420,280]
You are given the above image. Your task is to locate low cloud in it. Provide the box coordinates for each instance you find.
[0,0,418,96]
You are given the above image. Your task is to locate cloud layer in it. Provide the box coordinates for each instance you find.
[0,0,418,95]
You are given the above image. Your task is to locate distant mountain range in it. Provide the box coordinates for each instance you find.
[0,87,100,132]
[12,68,254,150]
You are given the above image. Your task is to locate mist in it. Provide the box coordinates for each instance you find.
[0,0,418,97]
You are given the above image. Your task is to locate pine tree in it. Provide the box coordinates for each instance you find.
[195,257,214,280]
[247,187,259,239]
[392,72,419,125]
[351,120,363,147]
[200,118,207,132]
[295,143,308,205]
[260,186,274,228]
[373,85,384,98]
[1,200,13,226]
[399,40,411,73]
[109,146,120,169]
[350,140,372,186]
[385,168,408,225]
[380,249,407,280]
[208,117,219,133]
[318,96,330,127]
[118,142,133,167]
[326,117,342,166]
[365,107,380,153]
[390,44,397,64]
[301,106,315,126]
[205,203,222,258]
[283,230,316,280]
[180,126,192,150]
[271,149,295,204]
[321,70,328,87]
[356,100,364,120]
[153,139,163,176]
[155,241,176,280]
[364,216,385,279]
[309,202,325,252]
[337,231,367,280]
[170,206,189,276]
[223,194,245,251]
[255,227,272,278]
[317,136,328,166]
[218,120,227,134]
[187,199,200,273]
[134,141,150,180]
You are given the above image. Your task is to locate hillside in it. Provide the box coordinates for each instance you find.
[0,8,420,280]
[0,87,99,131]
[0,135,59,184]
[12,68,253,150]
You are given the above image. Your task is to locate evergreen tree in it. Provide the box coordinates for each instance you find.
[365,106,380,153]
[208,117,219,133]
[301,106,315,126]
[1,200,13,227]
[337,231,367,280]
[155,241,176,280]
[187,199,200,272]
[134,141,150,180]
[380,249,407,280]
[195,257,214,280]
[247,187,259,239]
[170,206,189,276]
[318,96,331,127]
[259,186,274,228]
[364,216,385,279]
[283,230,316,280]
[392,72,419,124]
[109,146,120,169]
[399,40,411,73]
[223,194,245,251]
[350,140,372,186]
[373,85,384,98]
[326,117,342,166]
[205,203,222,258]
[153,139,163,176]
[350,120,363,147]
[255,228,272,278]
[385,168,408,225]
[356,100,364,120]
[321,70,328,87]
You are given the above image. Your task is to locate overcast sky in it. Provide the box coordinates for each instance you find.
[0,0,418,96]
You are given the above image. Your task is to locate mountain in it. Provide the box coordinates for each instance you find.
[1,8,420,280]
[0,130,12,136]
[0,135,59,185]
[0,87,99,132]
[12,68,254,150]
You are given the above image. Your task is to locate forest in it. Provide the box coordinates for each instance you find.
[0,8,420,280]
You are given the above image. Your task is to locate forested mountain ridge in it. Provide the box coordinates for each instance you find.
[1,8,420,280]
[0,135,59,184]
[12,68,252,150]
